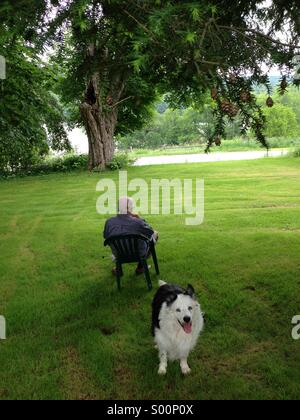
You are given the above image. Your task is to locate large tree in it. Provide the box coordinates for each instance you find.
[0,1,71,172]
[1,0,300,169]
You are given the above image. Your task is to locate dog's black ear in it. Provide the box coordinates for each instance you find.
[166,293,178,306]
[186,284,196,299]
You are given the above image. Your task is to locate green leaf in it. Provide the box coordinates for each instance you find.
[191,7,201,22]
[79,20,88,31]
[185,32,197,44]
[131,56,146,72]
[133,41,141,53]
[210,5,218,16]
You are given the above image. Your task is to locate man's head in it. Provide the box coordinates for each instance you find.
[119,197,134,215]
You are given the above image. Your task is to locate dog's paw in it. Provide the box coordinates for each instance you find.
[158,366,167,376]
[181,365,191,375]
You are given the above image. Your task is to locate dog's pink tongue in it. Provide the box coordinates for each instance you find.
[183,322,192,334]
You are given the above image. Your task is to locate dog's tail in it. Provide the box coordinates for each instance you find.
[159,280,167,287]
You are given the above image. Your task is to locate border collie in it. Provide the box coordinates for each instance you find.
[152,281,204,375]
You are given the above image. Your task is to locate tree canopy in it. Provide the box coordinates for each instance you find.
[1,0,300,170]
[0,1,71,172]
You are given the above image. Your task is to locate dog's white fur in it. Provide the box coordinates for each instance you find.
[154,281,204,375]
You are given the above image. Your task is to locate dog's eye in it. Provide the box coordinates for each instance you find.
[188,307,193,311]
[176,309,181,313]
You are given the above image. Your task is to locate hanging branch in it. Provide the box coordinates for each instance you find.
[218,25,300,50]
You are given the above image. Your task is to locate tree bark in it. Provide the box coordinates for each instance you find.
[80,74,124,170]
[80,102,117,170]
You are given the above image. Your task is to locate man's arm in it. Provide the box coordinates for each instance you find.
[137,218,155,239]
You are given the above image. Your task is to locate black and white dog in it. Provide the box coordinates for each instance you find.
[152,281,204,375]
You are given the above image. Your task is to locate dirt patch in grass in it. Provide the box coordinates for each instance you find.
[113,364,137,399]
[0,389,9,399]
[60,347,100,400]
[99,326,117,336]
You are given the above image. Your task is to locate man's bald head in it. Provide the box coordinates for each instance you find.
[119,197,134,215]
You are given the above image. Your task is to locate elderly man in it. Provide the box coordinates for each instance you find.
[104,197,158,275]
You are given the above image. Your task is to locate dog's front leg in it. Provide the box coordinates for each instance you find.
[180,359,191,375]
[158,351,168,376]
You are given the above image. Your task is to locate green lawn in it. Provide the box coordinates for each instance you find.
[126,137,300,159]
[0,158,300,400]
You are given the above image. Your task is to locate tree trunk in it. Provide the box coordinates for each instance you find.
[80,74,123,170]
[80,102,117,170]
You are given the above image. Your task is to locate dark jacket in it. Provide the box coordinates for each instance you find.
[104,215,155,257]
[104,215,154,239]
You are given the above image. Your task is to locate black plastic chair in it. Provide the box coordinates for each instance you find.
[104,234,160,291]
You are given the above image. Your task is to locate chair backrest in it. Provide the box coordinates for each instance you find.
[104,234,150,263]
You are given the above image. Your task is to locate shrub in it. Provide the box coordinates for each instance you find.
[106,153,135,171]
[292,148,300,158]
[0,154,89,179]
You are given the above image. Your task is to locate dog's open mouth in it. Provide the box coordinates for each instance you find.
[179,321,192,334]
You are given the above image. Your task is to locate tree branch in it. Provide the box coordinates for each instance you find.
[218,25,300,49]
[123,9,159,44]
[219,25,271,54]
[199,18,214,50]
[110,96,133,108]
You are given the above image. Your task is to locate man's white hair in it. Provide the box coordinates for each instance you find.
[119,196,134,215]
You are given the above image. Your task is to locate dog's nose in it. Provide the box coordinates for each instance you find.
[183,316,191,323]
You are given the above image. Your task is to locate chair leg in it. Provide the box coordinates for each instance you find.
[151,245,160,276]
[141,259,152,291]
[116,261,123,291]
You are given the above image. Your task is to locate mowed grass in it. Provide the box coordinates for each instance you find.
[127,136,300,158]
[0,157,300,400]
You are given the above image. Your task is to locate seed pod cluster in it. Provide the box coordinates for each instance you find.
[220,100,239,117]
[240,90,251,103]
[215,136,222,146]
[266,97,274,108]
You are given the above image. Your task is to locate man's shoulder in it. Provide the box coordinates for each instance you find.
[105,215,118,223]
[105,215,150,228]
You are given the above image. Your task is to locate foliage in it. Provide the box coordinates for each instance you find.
[129,1,300,150]
[0,154,88,179]
[263,104,298,137]
[1,0,300,168]
[106,153,135,171]
[118,108,203,149]
[118,104,244,150]
[292,147,300,157]
[118,88,300,150]
[0,33,71,172]
[31,1,300,149]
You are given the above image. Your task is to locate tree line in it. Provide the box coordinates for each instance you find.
[118,87,300,150]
